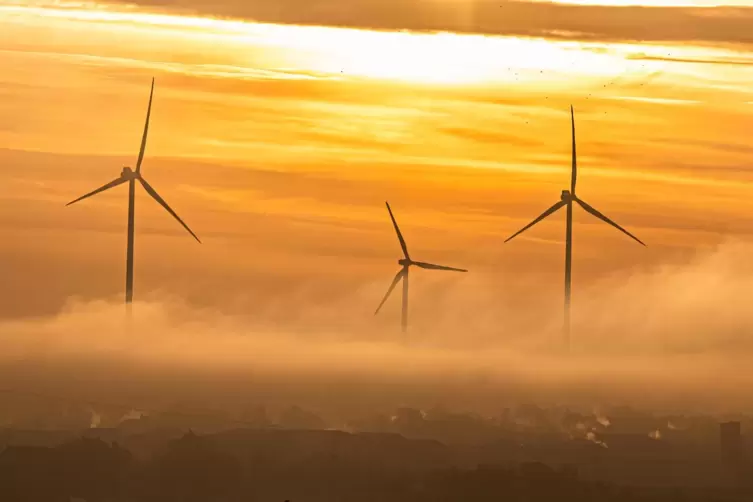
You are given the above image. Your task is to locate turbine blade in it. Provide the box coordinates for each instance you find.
[414,262,468,273]
[66,177,127,206]
[570,105,577,194]
[385,202,410,259]
[135,78,155,174]
[139,177,201,243]
[374,269,406,315]
[505,200,567,243]
[575,197,646,246]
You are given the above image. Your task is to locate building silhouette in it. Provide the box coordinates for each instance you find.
[720,421,744,484]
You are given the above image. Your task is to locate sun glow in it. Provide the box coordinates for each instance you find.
[3,0,747,92]
[0,1,647,85]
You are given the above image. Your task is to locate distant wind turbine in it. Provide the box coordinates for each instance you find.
[505,106,645,349]
[375,202,467,333]
[67,78,201,307]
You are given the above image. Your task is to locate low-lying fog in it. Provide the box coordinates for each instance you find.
[3,240,753,423]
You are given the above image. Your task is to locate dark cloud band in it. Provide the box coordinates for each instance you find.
[107,0,753,46]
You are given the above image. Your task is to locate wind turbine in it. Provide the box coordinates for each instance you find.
[505,106,645,349]
[67,78,201,307]
[375,202,467,333]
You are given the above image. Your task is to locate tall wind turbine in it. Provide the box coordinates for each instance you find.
[67,78,201,307]
[505,106,645,349]
[375,202,467,333]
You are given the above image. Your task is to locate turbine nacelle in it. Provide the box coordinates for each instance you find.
[398,258,412,267]
[121,167,138,180]
[561,190,573,202]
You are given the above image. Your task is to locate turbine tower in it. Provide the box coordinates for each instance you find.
[67,78,201,307]
[375,202,467,333]
[505,106,645,349]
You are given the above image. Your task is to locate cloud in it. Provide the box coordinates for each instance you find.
[627,53,753,67]
[103,0,753,46]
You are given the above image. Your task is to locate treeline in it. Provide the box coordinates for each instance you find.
[0,431,747,502]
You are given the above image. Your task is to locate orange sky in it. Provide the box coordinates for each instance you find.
[1,0,753,348]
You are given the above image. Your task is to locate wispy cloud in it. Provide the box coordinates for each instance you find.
[608,96,701,106]
[0,48,340,82]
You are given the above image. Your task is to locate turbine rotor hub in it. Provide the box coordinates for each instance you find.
[561,190,572,202]
[398,259,411,267]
